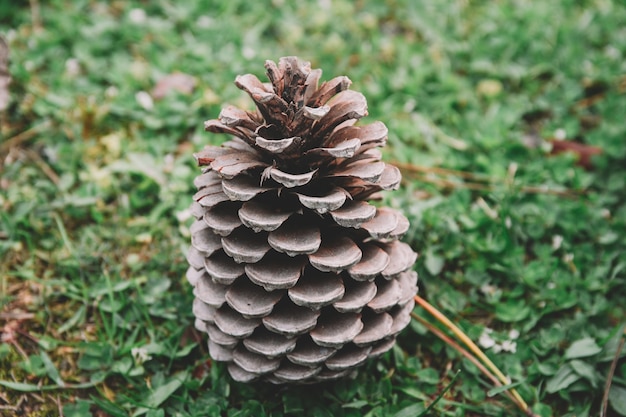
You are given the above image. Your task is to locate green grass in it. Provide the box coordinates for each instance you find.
[1,0,625,416]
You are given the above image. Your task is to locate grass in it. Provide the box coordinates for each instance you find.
[1,0,625,416]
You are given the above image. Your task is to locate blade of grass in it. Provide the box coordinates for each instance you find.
[52,212,75,255]
[487,380,524,397]
[131,370,189,416]
[40,350,66,387]
[0,379,100,392]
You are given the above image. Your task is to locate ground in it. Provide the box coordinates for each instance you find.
[1,1,625,416]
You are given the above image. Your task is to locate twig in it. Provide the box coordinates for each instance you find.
[600,330,625,417]
[414,295,537,416]
[395,161,581,198]
[394,161,494,181]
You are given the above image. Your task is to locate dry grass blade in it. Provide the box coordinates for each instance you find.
[411,312,523,410]
[394,161,494,181]
[394,161,581,197]
[414,295,538,417]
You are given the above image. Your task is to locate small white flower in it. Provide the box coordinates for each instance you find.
[480,283,497,296]
[131,347,152,365]
[105,86,119,98]
[163,153,175,173]
[135,91,154,111]
[554,128,567,140]
[547,281,556,290]
[479,328,496,349]
[176,208,192,223]
[563,253,574,263]
[403,98,416,113]
[505,216,512,229]
[552,235,563,250]
[600,208,611,219]
[501,340,517,353]
[43,146,58,163]
[129,8,147,24]
[65,58,80,76]
[508,329,520,340]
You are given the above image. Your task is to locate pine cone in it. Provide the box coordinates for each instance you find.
[187,57,418,383]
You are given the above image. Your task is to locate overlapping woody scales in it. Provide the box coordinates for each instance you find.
[187,57,418,383]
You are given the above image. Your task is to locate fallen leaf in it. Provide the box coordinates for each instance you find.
[152,72,196,99]
[549,138,603,170]
[192,359,212,380]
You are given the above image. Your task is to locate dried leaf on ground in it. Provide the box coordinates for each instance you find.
[152,72,196,99]
[550,139,603,170]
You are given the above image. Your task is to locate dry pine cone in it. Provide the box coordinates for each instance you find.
[187,57,418,383]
